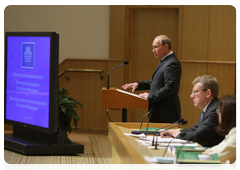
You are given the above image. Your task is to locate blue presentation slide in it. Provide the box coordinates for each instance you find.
[5,36,51,128]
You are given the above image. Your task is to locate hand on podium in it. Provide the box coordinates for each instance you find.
[122,82,138,92]
[139,92,149,99]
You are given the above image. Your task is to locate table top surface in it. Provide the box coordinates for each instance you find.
[108,122,180,164]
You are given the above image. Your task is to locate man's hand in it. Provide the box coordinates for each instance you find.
[122,83,138,92]
[160,129,181,138]
[139,92,149,99]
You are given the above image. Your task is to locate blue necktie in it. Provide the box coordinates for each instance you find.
[200,111,205,122]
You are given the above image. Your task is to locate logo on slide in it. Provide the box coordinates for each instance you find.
[21,42,35,69]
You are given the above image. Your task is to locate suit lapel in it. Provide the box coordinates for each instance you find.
[152,60,163,78]
[152,54,172,78]
[201,97,218,122]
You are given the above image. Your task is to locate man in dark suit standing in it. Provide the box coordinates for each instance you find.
[122,35,182,123]
[161,75,224,147]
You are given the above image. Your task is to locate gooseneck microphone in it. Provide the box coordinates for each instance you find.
[145,108,155,137]
[162,133,186,158]
[106,61,129,89]
[162,138,175,156]
[157,119,184,132]
[159,121,188,136]
[139,108,154,130]
[150,119,184,146]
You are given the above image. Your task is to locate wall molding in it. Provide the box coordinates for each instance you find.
[181,60,236,65]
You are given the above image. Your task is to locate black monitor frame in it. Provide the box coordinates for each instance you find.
[4,32,59,134]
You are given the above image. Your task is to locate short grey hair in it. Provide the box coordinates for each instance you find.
[155,35,172,50]
[192,75,219,97]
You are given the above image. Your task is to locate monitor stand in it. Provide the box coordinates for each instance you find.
[4,126,84,155]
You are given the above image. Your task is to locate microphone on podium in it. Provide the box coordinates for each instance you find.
[106,61,129,89]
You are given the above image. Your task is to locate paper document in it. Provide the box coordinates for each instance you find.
[160,143,198,147]
[123,133,146,138]
[144,156,176,164]
[140,136,193,144]
[116,88,147,100]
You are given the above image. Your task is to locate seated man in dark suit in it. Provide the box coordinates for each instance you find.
[161,75,224,147]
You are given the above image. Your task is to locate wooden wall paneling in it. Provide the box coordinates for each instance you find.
[58,59,128,130]
[109,5,131,119]
[208,5,236,61]
[179,63,208,128]
[177,6,183,61]
[59,59,109,130]
[4,124,13,131]
[181,5,210,60]
[109,5,126,60]
[207,63,236,97]
[180,5,210,128]
[125,6,134,84]
[82,61,107,129]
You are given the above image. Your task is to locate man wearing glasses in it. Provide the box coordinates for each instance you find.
[161,75,224,147]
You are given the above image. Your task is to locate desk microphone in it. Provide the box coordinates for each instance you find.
[162,138,175,157]
[106,61,129,89]
[151,122,187,149]
[152,133,155,146]
[151,119,184,145]
[162,133,187,157]
[160,121,188,136]
[157,119,184,132]
[176,140,187,163]
[145,109,155,137]
[155,133,159,150]
[139,108,154,130]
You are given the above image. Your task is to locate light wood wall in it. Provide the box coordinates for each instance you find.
[58,59,125,130]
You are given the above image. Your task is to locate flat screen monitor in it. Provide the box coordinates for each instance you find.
[4,32,59,134]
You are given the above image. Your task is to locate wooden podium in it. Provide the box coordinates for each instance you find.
[101,87,148,122]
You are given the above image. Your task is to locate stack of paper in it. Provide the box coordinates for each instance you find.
[144,156,176,164]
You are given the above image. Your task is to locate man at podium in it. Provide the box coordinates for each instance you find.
[122,35,182,123]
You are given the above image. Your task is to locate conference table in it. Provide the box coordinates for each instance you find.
[108,122,180,164]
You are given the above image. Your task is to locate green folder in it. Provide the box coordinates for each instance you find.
[139,127,160,132]
[173,146,209,152]
[176,149,221,168]
[140,127,183,132]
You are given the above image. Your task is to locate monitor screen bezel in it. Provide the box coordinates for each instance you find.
[4,32,59,134]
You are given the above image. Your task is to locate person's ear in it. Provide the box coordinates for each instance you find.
[164,44,169,50]
[206,89,212,98]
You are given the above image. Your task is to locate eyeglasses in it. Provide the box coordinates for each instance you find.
[191,89,208,94]
[216,109,221,114]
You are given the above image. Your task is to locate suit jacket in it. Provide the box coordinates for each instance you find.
[207,127,236,164]
[177,97,224,147]
[136,53,182,123]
